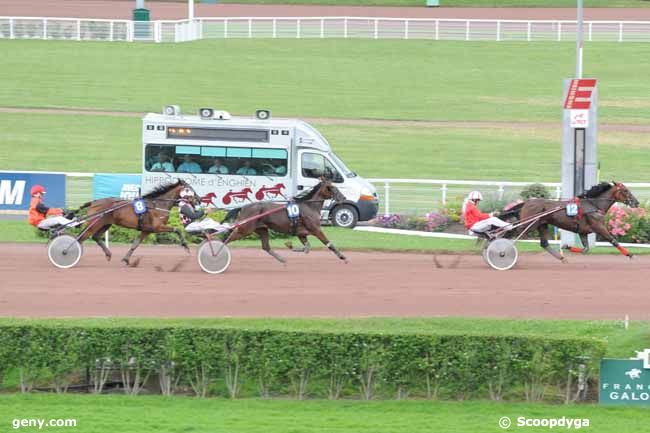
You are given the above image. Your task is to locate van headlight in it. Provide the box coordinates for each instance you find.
[361,187,373,196]
[359,187,376,202]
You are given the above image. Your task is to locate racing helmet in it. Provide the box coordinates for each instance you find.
[179,187,195,199]
[31,184,46,196]
[468,190,483,201]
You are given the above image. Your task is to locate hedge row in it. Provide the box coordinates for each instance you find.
[0,326,605,402]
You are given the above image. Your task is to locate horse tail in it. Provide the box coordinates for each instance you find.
[223,207,242,223]
[78,201,93,210]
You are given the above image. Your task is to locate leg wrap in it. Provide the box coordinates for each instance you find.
[540,238,549,248]
[616,244,630,256]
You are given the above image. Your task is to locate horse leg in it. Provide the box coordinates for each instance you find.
[591,224,633,258]
[539,223,565,261]
[312,228,347,263]
[175,227,191,254]
[256,228,286,263]
[122,231,149,265]
[156,224,190,254]
[286,233,311,253]
[567,233,591,254]
[92,224,113,261]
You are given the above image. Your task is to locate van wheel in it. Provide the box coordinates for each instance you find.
[331,205,358,229]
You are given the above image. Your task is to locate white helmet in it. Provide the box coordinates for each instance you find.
[180,187,195,199]
[468,191,483,201]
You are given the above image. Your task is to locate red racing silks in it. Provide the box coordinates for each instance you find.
[574,197,583,219]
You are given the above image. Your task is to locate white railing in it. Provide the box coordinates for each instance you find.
[192,17,650,43]
[367,178,650,216]
[3,17,650,43]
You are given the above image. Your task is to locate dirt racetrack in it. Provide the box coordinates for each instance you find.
[0,243,648,319]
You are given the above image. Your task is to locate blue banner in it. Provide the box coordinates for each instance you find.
[93,174,142,200]
[0,171,66,211]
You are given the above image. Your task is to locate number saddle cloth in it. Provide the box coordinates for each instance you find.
[286,200,301,234]
[132,198,148,231]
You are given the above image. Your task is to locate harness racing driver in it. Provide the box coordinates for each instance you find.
[28,184,75,230]
[463,190,512,235]
[178,187,230,233]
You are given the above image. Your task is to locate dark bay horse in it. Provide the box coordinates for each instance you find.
[510,181,639,261]
[223,179,348,263]
[76,179,196,265]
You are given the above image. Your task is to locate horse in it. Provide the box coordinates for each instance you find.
[75,179,198,265]
[223,179,348,263]
[507,181,639,261]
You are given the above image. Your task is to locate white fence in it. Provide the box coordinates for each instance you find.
[3,16,650,43]
[367,179,650,215]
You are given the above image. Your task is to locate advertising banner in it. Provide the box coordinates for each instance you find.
[93,174,142,200]
[0,171,66,211]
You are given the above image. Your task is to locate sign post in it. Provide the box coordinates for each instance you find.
[561,78,598,249]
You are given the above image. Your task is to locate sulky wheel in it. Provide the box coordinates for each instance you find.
[197,240,232,274]
[485,238,518,271]
[47,234,82,269]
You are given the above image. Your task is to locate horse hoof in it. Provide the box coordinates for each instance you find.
[122,258,129,266]
[285,241,293,249]
[628,254,634,260]
[106,254,112,262]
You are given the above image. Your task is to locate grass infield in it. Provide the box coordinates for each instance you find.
[2,394,650,433]
[1,394,650,433]
[2,40,650,123]
[3,112,650,182]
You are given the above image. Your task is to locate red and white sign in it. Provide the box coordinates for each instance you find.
[570,109,589,128]
[564,78,597,110]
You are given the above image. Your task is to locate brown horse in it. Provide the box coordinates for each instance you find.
[223,179,348,263]
[76,179,197,265]
[509,181,639,261]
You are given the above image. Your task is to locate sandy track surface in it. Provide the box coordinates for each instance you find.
[3,1,650,20]
[1,243,646,319]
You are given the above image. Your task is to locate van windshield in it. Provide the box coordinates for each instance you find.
[329,152,357,178]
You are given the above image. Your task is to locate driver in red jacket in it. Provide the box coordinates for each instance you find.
[463,191,511,234]
[28,184,73,229]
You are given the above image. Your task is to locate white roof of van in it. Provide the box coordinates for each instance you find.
[143,113,307,129]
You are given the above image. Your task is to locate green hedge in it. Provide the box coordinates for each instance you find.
[0,325,605,401]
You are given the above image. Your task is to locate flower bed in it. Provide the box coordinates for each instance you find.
[606,206,650,243]
[375,212,451,233]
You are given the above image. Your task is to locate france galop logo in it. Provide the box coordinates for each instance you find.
[625,368,643,380]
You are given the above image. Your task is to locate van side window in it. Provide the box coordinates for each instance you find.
[301,153,343,183]
[144,144,287,177]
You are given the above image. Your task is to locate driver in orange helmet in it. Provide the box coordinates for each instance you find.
[28,184,73,229]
